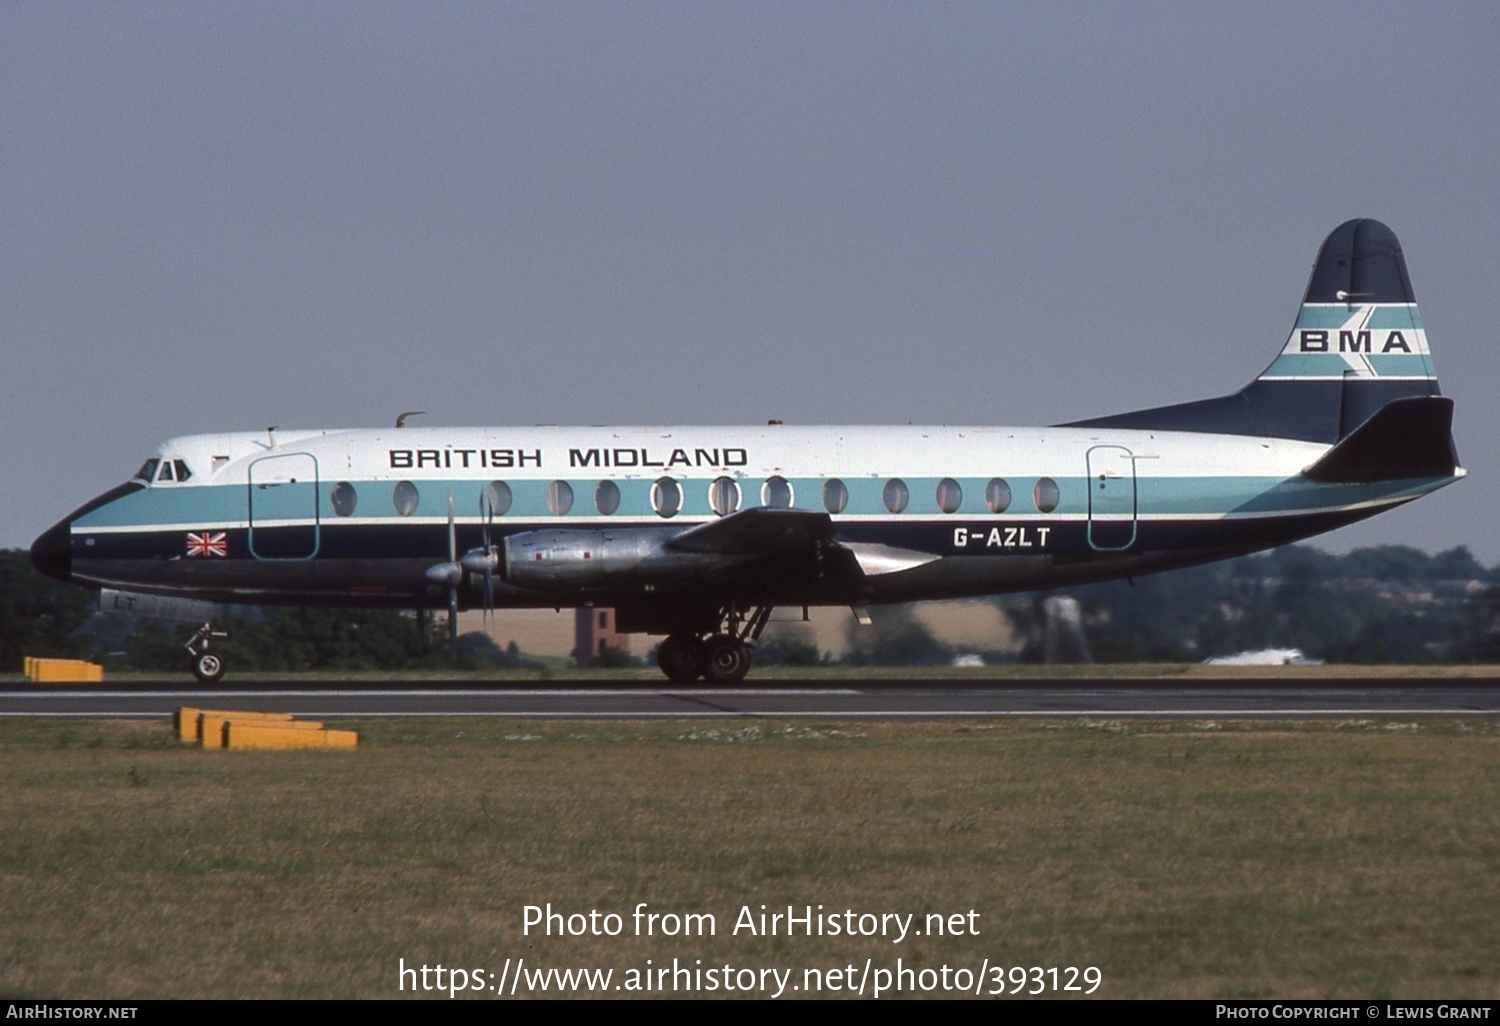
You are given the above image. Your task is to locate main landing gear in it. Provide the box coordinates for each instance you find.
[187,622,229,684]
[656,605,772,684]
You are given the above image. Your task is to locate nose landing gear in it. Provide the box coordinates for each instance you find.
[187,622,229,683]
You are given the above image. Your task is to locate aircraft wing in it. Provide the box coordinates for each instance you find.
[665,508,939,582]
[665,506,837,555]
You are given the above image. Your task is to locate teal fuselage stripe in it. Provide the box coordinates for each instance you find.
[72,473,1450,531]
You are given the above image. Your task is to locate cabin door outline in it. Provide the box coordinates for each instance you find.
[1085,444,1137,552]
[247,453,321,559]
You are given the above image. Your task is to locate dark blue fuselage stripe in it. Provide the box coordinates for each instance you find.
[72,507,1381,571]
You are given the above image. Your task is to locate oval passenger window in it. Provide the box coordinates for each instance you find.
[547,480,574,516]
[822,478,848,515]
[1033,477,1060,514]
[936,478,962,514]
[985,478,1012,514]
[392,481,419,517]
[595,480,621,516]
[709,477,740,517]
[330,481,357,517]
[882,478,909,514]
[652,477,682,518]
[761,476,793,508]
[484,481,512,517]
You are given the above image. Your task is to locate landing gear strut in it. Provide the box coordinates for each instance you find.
[187,622,229,684]
[656,604,772,684]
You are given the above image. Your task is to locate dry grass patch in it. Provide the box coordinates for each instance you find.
[0,717,1497,998]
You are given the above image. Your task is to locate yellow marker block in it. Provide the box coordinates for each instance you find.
[210,718,327,749]
[175,707,202,742]
[196,710,296,747]
[215,719,325,744]
[28,658,103,683]
[224,723,358,750]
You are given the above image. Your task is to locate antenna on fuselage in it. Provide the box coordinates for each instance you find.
[396,411,425,428]
[266,426,278,448]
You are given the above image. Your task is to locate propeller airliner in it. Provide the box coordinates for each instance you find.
[31,219,1462,683]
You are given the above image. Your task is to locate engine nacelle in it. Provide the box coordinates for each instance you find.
[100,588,214,623]
[503,528,740,590]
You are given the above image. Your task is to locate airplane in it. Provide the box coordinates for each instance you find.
[29,218,1462,684]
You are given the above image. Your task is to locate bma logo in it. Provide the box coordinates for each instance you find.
[1299,329,1413,353]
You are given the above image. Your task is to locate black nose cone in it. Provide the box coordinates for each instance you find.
[30,519,72,582]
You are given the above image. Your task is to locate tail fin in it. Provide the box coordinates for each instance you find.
[1258,218,1439,439]
[1066,218,1443,444]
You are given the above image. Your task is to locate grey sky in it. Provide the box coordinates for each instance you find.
[5,2,1498,560]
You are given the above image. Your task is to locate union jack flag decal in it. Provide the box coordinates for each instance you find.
[186,531,228,558]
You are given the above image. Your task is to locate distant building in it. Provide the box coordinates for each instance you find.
[1042,595,1092,663]
[574,606,629,665]
[1204,648,1322,666]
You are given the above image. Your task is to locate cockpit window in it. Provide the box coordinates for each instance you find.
[143,458,194,484]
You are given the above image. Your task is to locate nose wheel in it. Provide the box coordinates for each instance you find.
[192,651,226,684]
[187,623,229,684]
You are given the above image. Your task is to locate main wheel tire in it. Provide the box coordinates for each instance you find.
[657,634,703,683]
[701,634,752,684]
[191,652,226,684]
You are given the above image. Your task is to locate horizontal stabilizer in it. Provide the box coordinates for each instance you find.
[1302,397,1456,483]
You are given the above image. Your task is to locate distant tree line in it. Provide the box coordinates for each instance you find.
[844,544,1500,665]
[1048,544,1499,664]
[0,550,95,670]
[4,543,1500,671]
[0,550,539,673]
[109,609,542,673]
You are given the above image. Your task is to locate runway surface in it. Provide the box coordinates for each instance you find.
[4,677,1500,719]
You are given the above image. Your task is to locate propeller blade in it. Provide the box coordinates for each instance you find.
[447,490,458,659]
[448,585,459,659]
[447,491,456,562]
[479,491,497,630]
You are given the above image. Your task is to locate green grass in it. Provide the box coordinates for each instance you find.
[1,717,1498,998]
